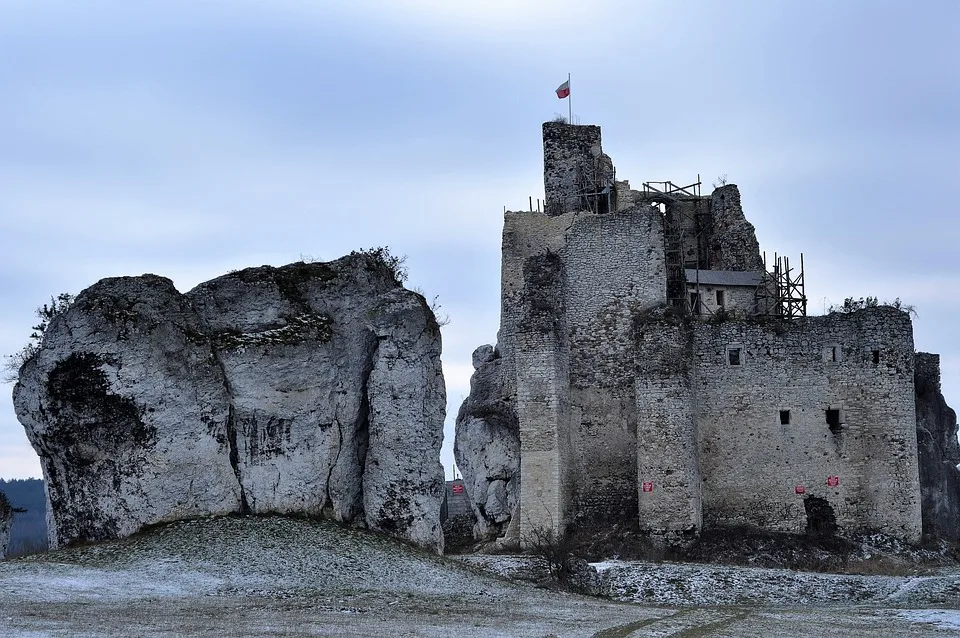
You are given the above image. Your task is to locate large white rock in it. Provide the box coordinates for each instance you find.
[13,254,446,552]
[454,345,520,540]
[13,275,240,549]
[365,289,446,553]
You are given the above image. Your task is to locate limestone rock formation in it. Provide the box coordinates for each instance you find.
[708,185,764,271]
[13,253,445,553]
[454,345,520,539]
[915,353,960,541]
[0,491,11,559]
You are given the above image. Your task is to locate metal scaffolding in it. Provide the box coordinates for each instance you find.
[572,155,617,214]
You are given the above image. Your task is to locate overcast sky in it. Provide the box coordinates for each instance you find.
[1,0,957,480]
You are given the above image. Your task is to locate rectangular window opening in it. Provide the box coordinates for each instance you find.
[779,410,791,425]
[727,347,742,366]
[826,409,842,431]
[872,349,880,364]
[716,290,725,308]
[824,344,842,363]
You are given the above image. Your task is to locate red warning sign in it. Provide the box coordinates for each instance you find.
[642,481,654,493]
[795,485,806,495]
[826,476,840,487]
[452,484,464,494]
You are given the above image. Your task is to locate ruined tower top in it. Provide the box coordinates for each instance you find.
[542,122,613,216]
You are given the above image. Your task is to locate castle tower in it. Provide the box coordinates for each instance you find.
[542,122,615,216]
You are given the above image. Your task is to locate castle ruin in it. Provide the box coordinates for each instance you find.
[455,121,959,547]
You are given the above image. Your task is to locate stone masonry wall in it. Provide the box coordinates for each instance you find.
[708,185,764,271]
[692,308,922,541]
[634,315,703,542]
[564,208,666,521]
[515,252,573,539]
[688,284,757,318]
[502,205,667,539]
[542,122,603,216]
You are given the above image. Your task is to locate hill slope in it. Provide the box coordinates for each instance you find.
[0,516,958,637]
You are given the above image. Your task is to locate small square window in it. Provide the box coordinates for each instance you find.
[823,345,842,363]
[779,410,791,425]
[826,409,842,431]
[727,347,742,366]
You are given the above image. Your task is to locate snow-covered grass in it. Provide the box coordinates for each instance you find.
[897,610,960,632]
[2,516,959,637]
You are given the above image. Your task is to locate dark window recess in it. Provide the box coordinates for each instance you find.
[690,292,701,314]
[728,348,742,366]
[830,346,839,362]
[779,410,791,425]
[716,290,726,307]
[872,349,880,364]
[826,409,842,430]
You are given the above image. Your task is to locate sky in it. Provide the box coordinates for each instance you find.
[0,0,957,480]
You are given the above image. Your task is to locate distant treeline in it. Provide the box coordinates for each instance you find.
[0,478,48,556]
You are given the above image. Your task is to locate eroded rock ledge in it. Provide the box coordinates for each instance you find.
[13,253,446,553]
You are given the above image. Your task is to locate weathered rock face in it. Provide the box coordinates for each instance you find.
[15,275,240,548]
[454,345,520,539]
[13,254,446,553]
[708,185,764,271]
[0,491,11,559]
[915,353,960,542]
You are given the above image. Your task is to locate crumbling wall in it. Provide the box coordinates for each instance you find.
[497,204,668,541]
[564,208,666,521]
[707,185,764,271]
[915,353,960,541]
[692,308,922,541]
[515,250,573,541]
[542,122,603,216]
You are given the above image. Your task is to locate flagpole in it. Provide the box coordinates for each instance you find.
[568,73,572,124]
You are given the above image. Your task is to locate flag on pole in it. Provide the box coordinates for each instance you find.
[555,79,570,99]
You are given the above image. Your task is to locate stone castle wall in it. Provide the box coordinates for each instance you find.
[692,309,922,540]
[635,317,703,540]
[458,121,936,548]
[542,122,602,216]
[501,205,667,537]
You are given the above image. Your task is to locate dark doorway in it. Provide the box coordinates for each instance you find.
[804,496,838,537]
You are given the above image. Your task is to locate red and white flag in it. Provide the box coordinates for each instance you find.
[555,79,570,99]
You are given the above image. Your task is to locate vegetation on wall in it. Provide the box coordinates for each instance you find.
[828,296,917,317]
[2,293,75,383]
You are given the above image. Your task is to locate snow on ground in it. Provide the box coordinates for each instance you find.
[898,610,960,632]
[2,516,959,637]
